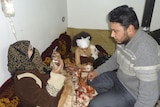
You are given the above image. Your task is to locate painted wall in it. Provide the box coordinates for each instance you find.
[0,0,67,86]
[67,0,160,31]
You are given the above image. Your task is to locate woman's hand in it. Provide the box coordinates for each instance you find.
[51,52,64,73]
[87,71,98,81]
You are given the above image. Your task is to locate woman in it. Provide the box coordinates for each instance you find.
[7,40,65,107]
[72,31,99,70]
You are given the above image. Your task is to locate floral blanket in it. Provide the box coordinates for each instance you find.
[61,64,97,107]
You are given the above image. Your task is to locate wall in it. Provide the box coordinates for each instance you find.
[67,0,160,31]
[0,0,67,86]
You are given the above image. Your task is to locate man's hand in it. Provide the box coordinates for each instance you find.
[87,71,98,81]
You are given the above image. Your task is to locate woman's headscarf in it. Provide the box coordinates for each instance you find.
[8,40,51,75]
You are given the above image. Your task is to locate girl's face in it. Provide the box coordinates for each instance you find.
[28,44,33,59]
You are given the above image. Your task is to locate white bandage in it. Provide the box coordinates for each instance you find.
[76,37,90,48]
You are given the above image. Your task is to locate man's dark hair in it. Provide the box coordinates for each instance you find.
[108,5,139,29]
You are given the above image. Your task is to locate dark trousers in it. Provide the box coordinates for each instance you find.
[87,71,136,107]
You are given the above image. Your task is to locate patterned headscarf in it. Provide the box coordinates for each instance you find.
[8,40,50,75]
[32,48,51,73]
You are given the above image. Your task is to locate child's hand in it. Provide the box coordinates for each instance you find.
[81,63,93,71]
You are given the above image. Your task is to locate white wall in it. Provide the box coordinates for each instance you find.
[0,0,67,86]
[67,0,160,31]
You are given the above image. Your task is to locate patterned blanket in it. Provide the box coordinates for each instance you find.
[58,64,97,107]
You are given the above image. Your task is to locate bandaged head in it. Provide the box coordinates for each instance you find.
[76,36,90,48]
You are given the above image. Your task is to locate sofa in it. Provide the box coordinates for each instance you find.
[66,27,116,55]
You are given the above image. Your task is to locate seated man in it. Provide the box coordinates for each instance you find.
[87,5,160,107]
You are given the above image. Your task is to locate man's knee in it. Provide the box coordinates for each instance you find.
[88,99,118,107]
[88,99,99,107]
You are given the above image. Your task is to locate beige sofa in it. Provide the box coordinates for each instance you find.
[66,27,116,55]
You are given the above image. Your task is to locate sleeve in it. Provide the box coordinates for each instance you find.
[134,42,160,107]
[95,51,119,74]
[46,72,65,97]
[14,73,63,107]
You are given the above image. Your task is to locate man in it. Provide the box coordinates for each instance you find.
[87,5,160,107]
